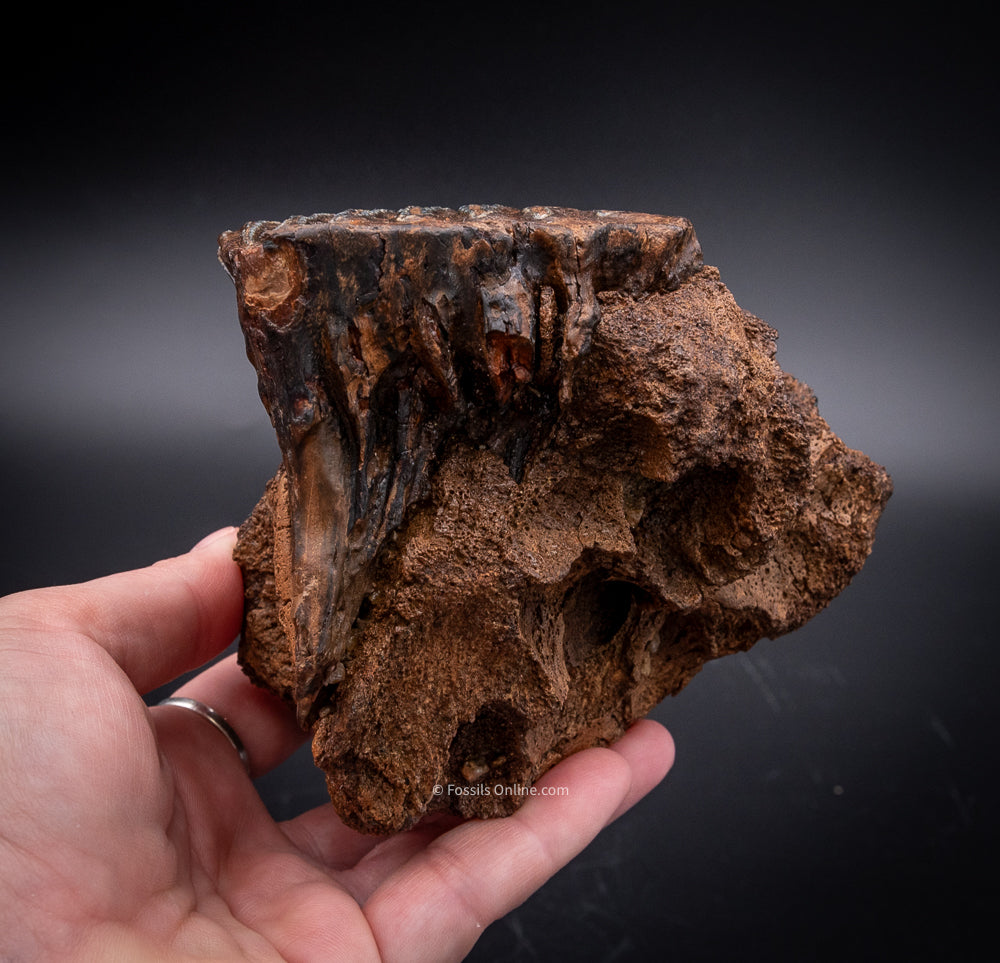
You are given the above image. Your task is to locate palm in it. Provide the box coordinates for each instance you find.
[1,530,673,961]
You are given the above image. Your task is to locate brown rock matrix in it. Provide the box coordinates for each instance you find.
[218,205,891,834]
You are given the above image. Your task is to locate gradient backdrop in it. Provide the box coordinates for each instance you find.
[3,5,997,960]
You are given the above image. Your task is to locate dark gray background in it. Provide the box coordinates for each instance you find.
[2,5,996,960]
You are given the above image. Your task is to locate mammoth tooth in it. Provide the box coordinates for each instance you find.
[220,205,892,835]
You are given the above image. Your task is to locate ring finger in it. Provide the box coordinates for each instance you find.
[163,652,307,778]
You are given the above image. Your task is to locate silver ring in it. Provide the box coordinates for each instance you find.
[158,696,251,774]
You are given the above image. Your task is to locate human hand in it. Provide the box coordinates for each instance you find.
[0,528,675,961]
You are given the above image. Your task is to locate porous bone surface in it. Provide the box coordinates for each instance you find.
[219,205,892,834]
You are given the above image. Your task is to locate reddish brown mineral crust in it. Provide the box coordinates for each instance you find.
[220,205,891,835]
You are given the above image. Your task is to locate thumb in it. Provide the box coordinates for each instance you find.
[0,527,244,694]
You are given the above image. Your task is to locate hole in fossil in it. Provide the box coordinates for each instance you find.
[448,703,529,787]
[352,594,374,630]
[562,571,640,667]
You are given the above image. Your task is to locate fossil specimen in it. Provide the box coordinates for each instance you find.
[219,205,891,834]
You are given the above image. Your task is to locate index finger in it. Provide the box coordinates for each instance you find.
[362,719,675,963]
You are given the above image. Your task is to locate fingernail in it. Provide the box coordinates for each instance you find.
[191,526,238,552]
